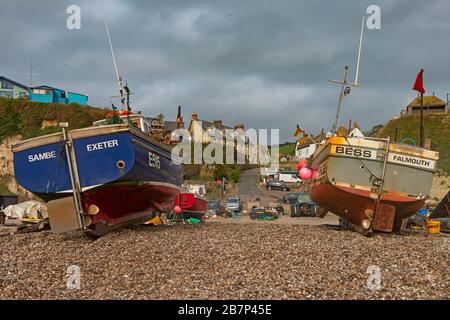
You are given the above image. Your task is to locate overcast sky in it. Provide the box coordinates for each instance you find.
[1,0,449,141]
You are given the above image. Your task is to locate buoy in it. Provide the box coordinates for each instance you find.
[299,167,312,179]
[311,170,320,179]
[174,206,182,214]
[84,215,92,227]
[297,159,308,170]
[87,204,100,215]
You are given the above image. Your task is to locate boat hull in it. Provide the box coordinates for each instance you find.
[309,136,438,233]
[174,193,208,220]
[310,182,424,231]
[12,124,183,233]
[82,181,180,235]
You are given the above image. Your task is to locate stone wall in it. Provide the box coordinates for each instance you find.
[0,135,36,201]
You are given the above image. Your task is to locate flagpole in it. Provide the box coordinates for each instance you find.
[413,68,425,148]
[420,92,424,148]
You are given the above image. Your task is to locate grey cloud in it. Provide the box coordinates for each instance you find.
[1,0,449,141]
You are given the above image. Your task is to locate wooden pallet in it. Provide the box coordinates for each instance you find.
[0,219,50,237]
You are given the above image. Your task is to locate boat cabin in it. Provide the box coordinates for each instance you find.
[93,113,156,134]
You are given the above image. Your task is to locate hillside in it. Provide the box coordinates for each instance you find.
[0,98,109,142]
[373,113,450,172]
[278,142,296,155]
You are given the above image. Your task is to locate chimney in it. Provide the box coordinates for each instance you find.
[177,105,184,128]
[191,112,198,121]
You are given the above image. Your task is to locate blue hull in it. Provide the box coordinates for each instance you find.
[13,129,183,201]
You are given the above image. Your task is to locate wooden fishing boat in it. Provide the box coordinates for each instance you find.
[12,113,184,236]
[310,135,439,234]
[174,192,208,220]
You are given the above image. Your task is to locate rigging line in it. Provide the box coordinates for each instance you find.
[343,136,382,182]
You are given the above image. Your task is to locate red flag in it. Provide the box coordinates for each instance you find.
[413,69,425,95]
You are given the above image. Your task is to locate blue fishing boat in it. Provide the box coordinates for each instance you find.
[12,112,184,235]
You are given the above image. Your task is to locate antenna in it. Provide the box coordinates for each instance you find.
[328,16,365,133]
[353,16,365,87]
[105,19,125,108]
[25,60,39,87]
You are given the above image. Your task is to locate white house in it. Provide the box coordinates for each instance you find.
[188,113,234,145]
[295,142,317,160]
[349,127,365,138]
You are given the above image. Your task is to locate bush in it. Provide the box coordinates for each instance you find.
[0,98,109,141]
[214,164,240,183]
[0,104,21,141]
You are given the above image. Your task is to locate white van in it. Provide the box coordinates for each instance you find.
[277,173,302,185]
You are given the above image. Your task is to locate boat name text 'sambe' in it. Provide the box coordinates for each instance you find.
[28,151,57,162]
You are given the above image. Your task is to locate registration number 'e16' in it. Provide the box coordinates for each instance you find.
[148,152,160,170]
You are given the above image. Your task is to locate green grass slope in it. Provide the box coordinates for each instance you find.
[374,113,450,172]
[278,142,296,155]
[0,98,110,197]
[0,98,110,142]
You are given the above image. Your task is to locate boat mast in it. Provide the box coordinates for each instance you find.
[329,16,365,133]
[331,66,349,134]
[105,20,125,109]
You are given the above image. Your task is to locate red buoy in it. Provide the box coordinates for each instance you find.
[299,167,312,179]
[297,159,308,170]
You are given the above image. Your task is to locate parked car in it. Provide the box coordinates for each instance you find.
[225,197,242,214]
[266,180,290,191]
[283,192,300,204]
[290,193,317,217]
